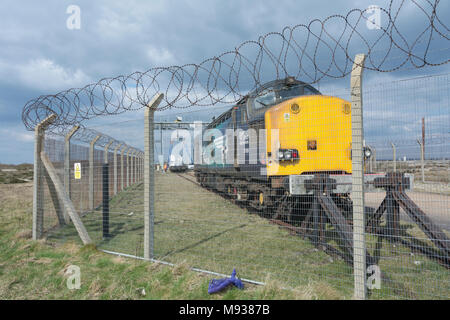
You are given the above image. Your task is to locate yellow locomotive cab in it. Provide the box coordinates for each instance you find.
[265,95,352,176]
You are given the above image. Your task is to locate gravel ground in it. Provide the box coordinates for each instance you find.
[365,191,450,231]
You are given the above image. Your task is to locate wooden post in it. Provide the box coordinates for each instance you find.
[89,135,101,211]
[64,125,80,223]
[351,54,367,300]
[32,114,57,240]
[145,93,164,259]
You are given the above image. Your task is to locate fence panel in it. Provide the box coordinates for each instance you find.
[363,73,450,299]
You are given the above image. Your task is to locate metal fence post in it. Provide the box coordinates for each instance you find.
[133,151,137,184]
[135,151,139,183]
[126,148,132,188]
[130,149,135,186]
[140,152,144,181]
[102,163,110,239]
[137,152,141,182]
[32,114,57,240]
[64,125,80,223]
[136,153,140,182]
[351,53,367,300]
[138,153,141,182]
[89,135,101,211]
[114,143,123,195]
[145,93,164,259]
[132,149,136,186]
[121,146,129,191]
[104,140,113,164]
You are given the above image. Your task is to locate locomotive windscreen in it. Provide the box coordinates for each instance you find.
[254,83,321,110]
[245,78,322,121]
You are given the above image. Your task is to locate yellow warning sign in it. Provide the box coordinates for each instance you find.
[74,163,81,179]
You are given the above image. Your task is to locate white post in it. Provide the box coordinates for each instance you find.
[121,146,129,191]
[134,152,137,184]
[126,148,132,188]
[104,140,113,164]
[145,93,164,259]
[139,152,142,181]
[32,114,57,240]
[114,143,123,195]
[130,149,136,186]
[351,54,367,300]
[64,125,80,223]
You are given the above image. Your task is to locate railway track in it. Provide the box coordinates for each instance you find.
[175,171,200,186]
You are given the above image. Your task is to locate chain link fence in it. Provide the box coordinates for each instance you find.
[32,71,449,299]
[24,1,449,299]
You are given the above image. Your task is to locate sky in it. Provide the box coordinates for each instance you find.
[0,0,449,164]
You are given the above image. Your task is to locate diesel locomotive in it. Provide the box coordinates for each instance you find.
[194,77,371,221]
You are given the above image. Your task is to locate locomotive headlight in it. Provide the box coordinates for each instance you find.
[278,149,299,161]
[364,147,373,159]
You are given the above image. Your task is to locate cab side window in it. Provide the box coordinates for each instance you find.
[254,90,276,110]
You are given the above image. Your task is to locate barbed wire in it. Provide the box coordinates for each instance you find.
[47,126,141,152]
[22,0,449,133]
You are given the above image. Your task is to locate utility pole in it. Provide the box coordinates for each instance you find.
[391,142,396,172]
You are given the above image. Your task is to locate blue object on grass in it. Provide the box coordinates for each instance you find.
[208,269,244,294]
